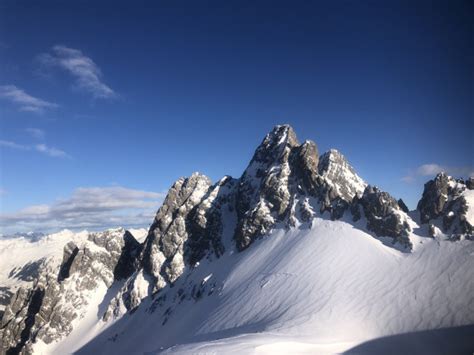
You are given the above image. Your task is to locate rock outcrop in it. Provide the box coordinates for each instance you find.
[352,186,412,248]
[105,174,238,319]
[141,173,214,290]
[417,173,473,239]
[318,149,367,202]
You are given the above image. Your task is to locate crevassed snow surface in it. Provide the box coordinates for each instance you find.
[75,217,474,355]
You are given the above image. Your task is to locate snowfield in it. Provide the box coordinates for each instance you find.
[66,215,474,355]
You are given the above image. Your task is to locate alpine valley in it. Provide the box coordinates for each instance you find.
[1,125,473,354]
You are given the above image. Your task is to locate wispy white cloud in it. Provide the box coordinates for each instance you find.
[402,163,474,183]
[38,45,117,99]
[0,186,165,233]
[0,85,58,113]
[0,139,69,159]
[26,128,45,140]
[35,143,70,158]
[0,140,29,150]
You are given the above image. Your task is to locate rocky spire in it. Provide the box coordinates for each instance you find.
[141,172,213,290]
[233,124,322,250]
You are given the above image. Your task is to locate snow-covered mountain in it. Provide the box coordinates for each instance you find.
[1,125,473,355]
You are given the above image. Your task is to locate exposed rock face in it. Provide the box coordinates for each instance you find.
[417,173,452,224]
[292,140,322,194]
[398,199,410,213]
[141,173,213,290]
[57,241,79,282]
[318,149,367,202]
[316,149,367,219]
[352,186,412,248]
[233,125,343,250]
[0,229,139,355]
[185,176,237,266]
[417,173,473,238]
[467,177,474,190]
[234,125,302,250]
[105,175,238,319]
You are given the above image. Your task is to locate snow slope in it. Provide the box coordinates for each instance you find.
[75,215,474,354]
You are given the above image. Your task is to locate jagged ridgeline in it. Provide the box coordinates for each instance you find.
[1,125,473,354]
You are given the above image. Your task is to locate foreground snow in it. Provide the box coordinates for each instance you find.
[67,216,474,354]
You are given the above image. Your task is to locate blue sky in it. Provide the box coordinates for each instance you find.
[0,0,472,233]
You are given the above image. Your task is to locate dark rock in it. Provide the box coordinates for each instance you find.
[350,196,362,222]
[466,177,474,190]
[291,140,321,195]
[398,199,409,213]
[417,173,451,224]
[185,176,237,266]
[113,231,141,280]
[355,185,412,248]
[58,242,79,282]
[330,198,350,220]
[417,173,472,238]
[428,224,436,238]
[8,259,46,283]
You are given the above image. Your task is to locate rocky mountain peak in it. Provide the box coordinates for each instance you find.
[264,124,299,148]
[233,125,321,249]
[250,124,300,167]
